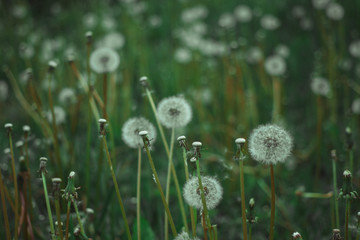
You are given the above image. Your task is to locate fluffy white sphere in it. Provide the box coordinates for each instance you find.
[157,96,192,129]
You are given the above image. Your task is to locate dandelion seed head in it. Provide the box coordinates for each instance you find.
[58,88,76,105]
[260,14,280,30]
[312,0,330,9]
[47,106,66,125]
[157,96,192,129]
[174,230,200,240]
[275,44,290,58]
[122,117,156,148]
[23,125,30,132]
[264,55,286,76]
[234,5,252,22]
[90,47,120,74]
[99,32,125,50]
[246,47,263,64]
[349,40,360,58]
[4,123,13,129]
[310,77,330,96]
[218,13,236,28]
[174,48,192,64]
[292,6,306,18]
[181,5,208,23]
[352,98,360,114]
[249,124,293,165]
[183,176,223,210]
[326,3,344,21]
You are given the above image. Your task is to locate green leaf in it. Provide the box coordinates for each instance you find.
[132,216,155,240]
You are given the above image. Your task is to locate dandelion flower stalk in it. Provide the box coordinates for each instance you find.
[64,201,71,240]
[39,157,56,240]
[23,126,34,222]
[52,178,63,240]
[99,119,132,240]
[0,165,11,240]
[345,199,350,240]
[272,76,282,122]
[269,164,276,240]
[178,136,196,236]
[331,150,340,228]
[235,138,248,240]
[136,147,142,240]
[356,212,360,240]
[47,62,64,179]
[5,123,19,240]
[140,131,177,237]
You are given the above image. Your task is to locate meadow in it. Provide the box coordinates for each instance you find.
[1,0,360,239]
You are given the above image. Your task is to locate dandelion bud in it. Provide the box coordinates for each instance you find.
[249,198,255,210]
[139,76,150,89]
[332,229,342,240]
[177,135,187,149]
[39,157,48,173]
[48,60,57,72]
[331,149,337,161]
[339,170,359,199]
[86,31,93,44]
[292,232,302,239]
[235,138,246,145]
[4,123,13,134]
[52,178,62,198]
[345,127,353,150]
[99,118,107,136]
[190,157,196,163]
[19,156,27,172]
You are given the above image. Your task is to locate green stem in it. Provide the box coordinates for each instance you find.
[54,199,63,240]
[85,37,92,198]
[24,135,34,222]
[345,199,350,240]
[239,160,248,240]
[349,150,354,175]
[183,148,196,236]
[103,73,108,119]
[332,157,340,228]
[72,196,87,238]
[0,168,11,240]
[41,172,56,240]
[269,165,275,240]
[65,201,71,240]
[356,217,360,240]
[249,225,252,240]
[142,139,177,237]
[48,73,64,178]
[272,77,281,123]
[9,132,19,240]
[195,159,211,233]
[102,137,132,240]
[145,88,188,233]
[137,147,142,240]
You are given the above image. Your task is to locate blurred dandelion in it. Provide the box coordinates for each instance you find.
[122,117,157,148]
[90,47,120,73]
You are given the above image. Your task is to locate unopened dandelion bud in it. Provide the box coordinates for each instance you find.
[339,170,359,199]
[52,178,62,198]
[139,76,150,89]
[99,118,107,135]
[26,68,33,81]
[190,157,196,163]
[4,123,13,134]
[234,137,246,161]
[86,31,93,44]
[249,198,255,210]
[332,229,342,240]
[39,157,48,173]
[292,232,302,239]
[48,60,57,72]
[177,135,187,148]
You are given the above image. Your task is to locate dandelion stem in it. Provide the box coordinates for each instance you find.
[65,201,71,240]
[24,133,34,222]
[8,130,20,240]
[249,225,252,240]
[145,88,188,233]
[102,136,132,240]
[142,137,177,237]
[349,149,354,176]
[239,159,248,240]
[85,40,92,198]
[272,77,281,123]
[41,172,56,240]
[48,72,64,179]
[182,148,196,236]
[137,147,142,240]
[71,196,87,238]
[0,168,11,240]
[103,73,108,119]
[54,198,63,240]
[269,164,276,240]
[356,218,360,240]
[332,153,340,228]
[345,199,350,240]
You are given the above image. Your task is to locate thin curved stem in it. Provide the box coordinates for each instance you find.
[0,168,11,240]
[345,199,350,240]
[239,160,248,240]
[102,137,132,240]
[54,198,63,240]
[269,165,275,240]
[41,172,56,240]
[183,148,196,236]
[9,132,20,240]
[65,201,71,240]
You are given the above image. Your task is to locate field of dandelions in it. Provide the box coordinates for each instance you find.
[1,0,360,239]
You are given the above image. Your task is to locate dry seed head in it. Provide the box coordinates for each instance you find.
[157,96,192,128]
[192,141,202,147]
[249,124,293,165]
[52,178,62,183]
[122,117,156,148]
[86,31,93,43]
[174,230,200,240]
[235,138,246,144]
[48,60,57,71]
[4,123,13,130]
[177,135,186,141]
[292,232,302,239]
[139,76,149,88]
[183,176,223,210]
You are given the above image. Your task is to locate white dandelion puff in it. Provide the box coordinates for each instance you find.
[351,98,360,114]
[310,77,330,96]
[174,48,192,64]
[122,117,157,148]
[312,0,330,9]
[0,81,9,102]
[218,13,236,28]
[234,5,252,22]
[174,230,200,240]
[275,44,290,58]
[183,176,223,210]
[157,96,192,129]
[47,106,66,125]
[349,40,360,58]
[99,32,125,50]
[264,55,286,76]
[58,88,76,105]
[246,47,263,64]
[326,3,344,21]
[260,14,280,30]
[249,124,293,165]
[90,47,120,74]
